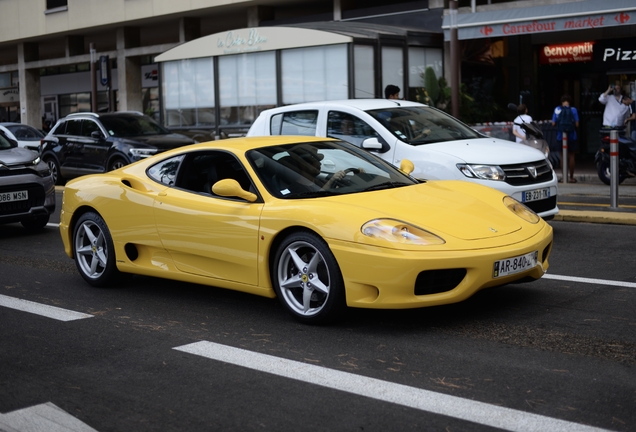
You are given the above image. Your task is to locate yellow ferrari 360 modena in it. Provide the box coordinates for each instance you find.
[60,136,553,324]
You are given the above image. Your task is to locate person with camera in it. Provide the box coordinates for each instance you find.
[599,81,631,128]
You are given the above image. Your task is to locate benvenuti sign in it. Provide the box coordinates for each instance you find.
[540,42,595,65]
[594,39,636,70]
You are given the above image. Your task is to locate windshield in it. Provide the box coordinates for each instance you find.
[367,106,481,145]
[99,115,170,137]
[0,132,14,150]
[247,140,417,199]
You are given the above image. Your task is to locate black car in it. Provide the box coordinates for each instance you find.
[0,129,55,230]
[40,112,195,185]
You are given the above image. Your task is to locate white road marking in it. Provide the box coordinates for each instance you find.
[0,294,93,322]
[0,402,98,432]
[543,273,636,288]
[46,222,60,228]
[174,341,612,432]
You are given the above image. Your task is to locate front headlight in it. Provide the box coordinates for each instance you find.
[361,219,445,245]
[503,196,540,224]
[457,164,505,181]
[130,148,158,158]
[31,156,41,165]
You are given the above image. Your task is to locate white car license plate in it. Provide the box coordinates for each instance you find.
[0,190,28,203]
[522,188,549,203]
[493,251,538,278]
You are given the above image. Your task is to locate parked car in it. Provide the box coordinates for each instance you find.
[0,128,55,230]
[60,136,553,324]
[247,100,559,219]
[0,123,45,152]
[40,111,195,185]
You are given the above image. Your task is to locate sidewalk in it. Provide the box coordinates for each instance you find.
[553,157,636,225]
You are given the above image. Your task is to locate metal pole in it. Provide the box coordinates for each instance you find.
[561,131,568,182]
[610,129,619,208]
[450,1,460,119]
[90,43,97,112]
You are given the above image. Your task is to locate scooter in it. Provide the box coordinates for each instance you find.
[507,103,556,167]
[594,127,636,185]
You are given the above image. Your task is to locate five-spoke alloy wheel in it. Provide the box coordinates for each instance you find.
[273,231,345,324]
[73,212,120,287]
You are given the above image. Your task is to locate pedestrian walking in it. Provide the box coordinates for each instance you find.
[551,94,579,183]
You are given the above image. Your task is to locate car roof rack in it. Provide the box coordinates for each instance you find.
[66,112,99,118]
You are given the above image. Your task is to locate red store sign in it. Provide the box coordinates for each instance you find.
[540,42,595,65]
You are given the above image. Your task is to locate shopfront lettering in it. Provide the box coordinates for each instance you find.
[540,42,594,64]
[503,21,556,35]
[564,16,605,29]
[602,48,636,62]
[217,29,268,51]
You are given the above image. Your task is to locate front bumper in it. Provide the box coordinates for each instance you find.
[330,223,553,309]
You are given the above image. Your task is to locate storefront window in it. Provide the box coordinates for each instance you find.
[282,44,348,104]
[408,47,442,88]
[382,46,403,95]
[354,45,375,98]
[163,57,215,127]
[59,92,91,117]
[219,51,276,127]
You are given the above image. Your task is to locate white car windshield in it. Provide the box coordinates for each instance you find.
[247,140,417,199]
[366,106,481,145]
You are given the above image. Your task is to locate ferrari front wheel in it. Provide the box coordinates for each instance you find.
[73,212,120,287]
[273,231,346,324]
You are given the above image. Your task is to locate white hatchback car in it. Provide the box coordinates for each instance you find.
[247,99,558,219]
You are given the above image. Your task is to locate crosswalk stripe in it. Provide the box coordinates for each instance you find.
[174,341,612,432]
[0,294,93,321]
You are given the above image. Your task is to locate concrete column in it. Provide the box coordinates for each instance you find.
[17,43,41,127]
[116,27,142,112]
[179,17,200,43]
[247,6,273,27]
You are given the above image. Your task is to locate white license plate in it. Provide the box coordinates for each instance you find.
[522,187,550,203]
[0,190,28,203]
[493,251,538,278]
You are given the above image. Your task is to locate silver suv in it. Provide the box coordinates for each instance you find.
[0,128,55,230]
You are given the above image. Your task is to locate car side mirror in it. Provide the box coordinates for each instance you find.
[399,159,415,175]
[212,179,257,202]
[362,137,383,151]
[91,131,103,139]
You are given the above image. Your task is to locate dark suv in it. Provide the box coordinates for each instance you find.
[41,112,195,184]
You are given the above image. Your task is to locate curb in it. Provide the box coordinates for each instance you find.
[552,209,636,225]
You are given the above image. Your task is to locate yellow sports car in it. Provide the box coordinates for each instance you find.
[60,136,553,324]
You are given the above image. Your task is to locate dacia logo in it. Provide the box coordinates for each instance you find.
[527,166,537,178]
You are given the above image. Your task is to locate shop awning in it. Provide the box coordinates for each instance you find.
[442,0,636,41]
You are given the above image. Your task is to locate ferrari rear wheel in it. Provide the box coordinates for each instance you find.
[273,231,346,324]
[73,212,120,287]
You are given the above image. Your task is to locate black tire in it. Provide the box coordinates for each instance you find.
[108,157,127,172]
[272,231,346,324]
[44,156,64,185]
[73,212,121,287]
[21,215,50,231]
[596,161,626,186]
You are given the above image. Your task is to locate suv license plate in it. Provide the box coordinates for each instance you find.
[0,190,28,203]
[522,188,549,203]
[493,251,538,278]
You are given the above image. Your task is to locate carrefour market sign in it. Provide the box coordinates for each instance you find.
[540,42,594,64]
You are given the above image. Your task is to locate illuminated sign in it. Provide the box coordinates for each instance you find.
[540,42,594,64]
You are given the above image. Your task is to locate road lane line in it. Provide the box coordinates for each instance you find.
[46,222,60,228]
[0,294,93,322]
[174,341,612,432]
[1,402,98,432]
[544,274,636,288]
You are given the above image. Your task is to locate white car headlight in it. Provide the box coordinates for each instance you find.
[130,148,158,158]
[457,164,505,181]
[31,156,41,165]
[361,219,445,245]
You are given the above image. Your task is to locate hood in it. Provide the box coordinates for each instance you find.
[125,133,195,150]
[285,181,530,246]
[0,147,39,166]
[427,137,546,165]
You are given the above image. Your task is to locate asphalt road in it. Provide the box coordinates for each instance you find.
[1,191,635,432]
